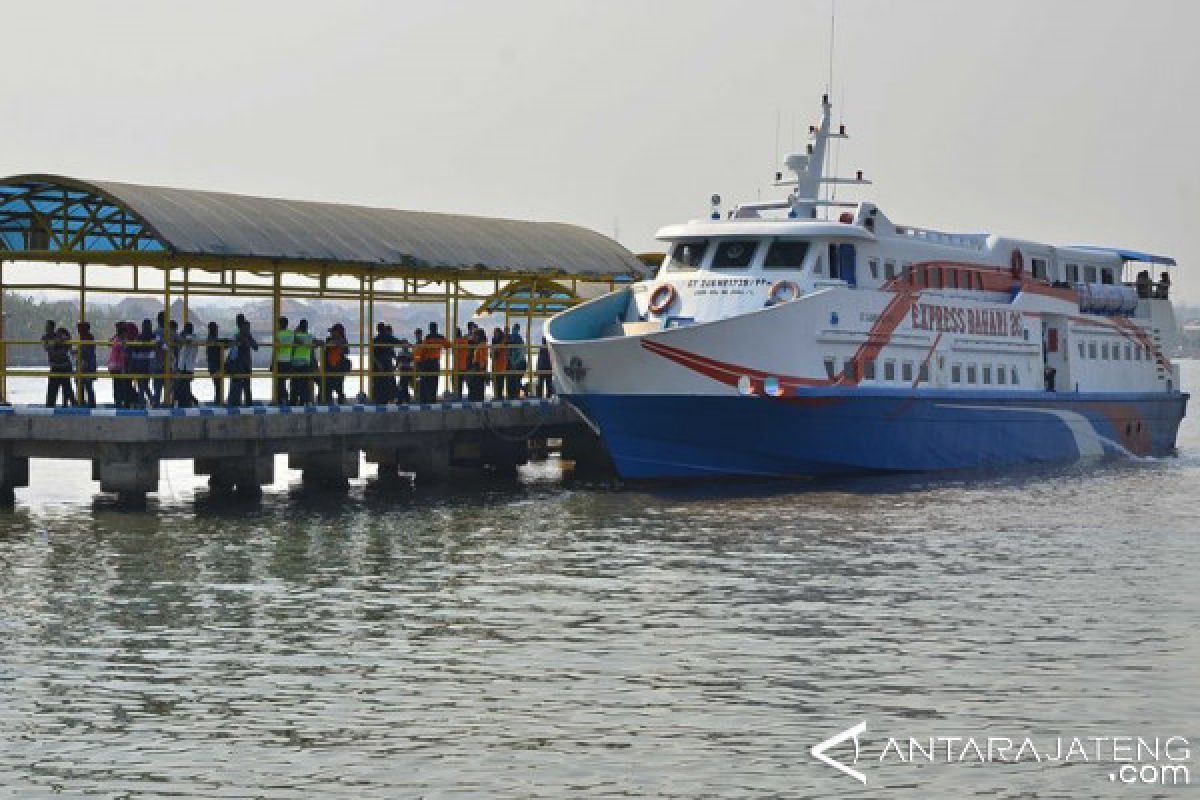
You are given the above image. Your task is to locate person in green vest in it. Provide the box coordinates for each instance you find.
[274,316,293,406]
[291,318,315,405]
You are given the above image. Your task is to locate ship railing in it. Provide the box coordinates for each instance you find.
[893,226,987,251]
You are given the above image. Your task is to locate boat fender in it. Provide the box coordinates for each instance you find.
[1010,250,1024,280]
[648,284,677,315]
[768,280,800,305]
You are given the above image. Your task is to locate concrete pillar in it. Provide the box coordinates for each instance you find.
[367,441,450,484]
[195,453,274,495]
[97,448,160,505]
[0,449,29,504]
[289,449,359,490]
[404,446,451,484]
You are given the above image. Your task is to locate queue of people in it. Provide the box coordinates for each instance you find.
[40,314,553,409]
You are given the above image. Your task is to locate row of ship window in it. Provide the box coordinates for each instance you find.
[1078,340,1152,362]
[823,357,1022,386]
[669,239,1119,287]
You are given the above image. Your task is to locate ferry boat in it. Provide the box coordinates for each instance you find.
[545,96,1188,479]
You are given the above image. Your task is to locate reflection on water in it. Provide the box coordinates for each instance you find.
[1,366,1198,798]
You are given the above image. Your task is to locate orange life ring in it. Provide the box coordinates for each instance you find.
[648,283,677,315]
[768,280,800,305]
[1010,250,1025,280]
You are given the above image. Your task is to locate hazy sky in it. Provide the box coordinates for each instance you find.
[4,0,1199,301]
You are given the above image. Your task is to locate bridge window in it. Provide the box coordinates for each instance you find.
[1135,346,1142,361]
[1101,342,1109,360]
[983,365,992,384]
[863,359,876,380]
[967,365,977,384]
[712,240,758,269]
[1101,268,1114,285]
[1088,341,1097,359]
[824,357,837,379]
[884,360,896,381]
[763,239,809,269]
[1084,265,1098,283]
[1078,342,1086,359]
[902,362,914,382]
[843,358,858,381]
[1066,263,1079,283]
[868,258,879,279]
[1011,366,1020,385]
[948,268,959,289]
[884,260,896,279]
[998,367,1007,385]
[668,240,708,270]
[951,364,962,383]
[918,362,930,383]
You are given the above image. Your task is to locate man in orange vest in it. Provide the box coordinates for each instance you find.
[467,328,488,402]
[418,322,447,403]
[453,324,471,399]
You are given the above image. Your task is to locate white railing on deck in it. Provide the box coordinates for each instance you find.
[894,226,987,251]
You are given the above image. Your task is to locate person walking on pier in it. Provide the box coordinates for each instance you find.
[535,337,553,398]
[133,319,157,408]
[108,322,131,408]
[467,327,488,402]
[152,311,168,407]
[226,317,258,406]
[506,323,526,399]
[291,319,315,405]
[418,322,446,403]
[490,327,507,400]
[273,316,293,406]
[173,321,198,407]
[76,321,97,408]
[42,321,76,408]
[396,329,415,404]
[205,322,223,404]
[322,322,350,404]
[370,322,396,404]
[453,325,470,399]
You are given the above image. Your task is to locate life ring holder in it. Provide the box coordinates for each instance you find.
[768,280,801,305]
[1010,250,1025,281]
[648,283,677,315]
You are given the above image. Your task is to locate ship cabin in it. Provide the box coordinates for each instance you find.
[652,201,1174,324]
[643,200,1180,396]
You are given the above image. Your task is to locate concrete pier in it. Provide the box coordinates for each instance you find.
[0,398,599,504]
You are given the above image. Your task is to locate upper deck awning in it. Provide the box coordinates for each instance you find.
[1067,245,1177,267]
[0,174,646,280]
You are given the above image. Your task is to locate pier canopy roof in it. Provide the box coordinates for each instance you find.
[0,174,645,280]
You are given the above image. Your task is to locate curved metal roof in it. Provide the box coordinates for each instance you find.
[0,174,645,278]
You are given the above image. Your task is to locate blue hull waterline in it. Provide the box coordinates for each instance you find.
[564,390,1190,480]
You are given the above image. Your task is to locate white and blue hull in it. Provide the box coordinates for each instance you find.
[564,389,1187,479]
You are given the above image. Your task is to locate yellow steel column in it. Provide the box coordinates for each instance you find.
[163,264,173,406]
[182,266,190,325]
[271,270,282,404]
[443,281,452,401]
[526,278,535,397]
[357,276,366,399]
[76,263,86,403]
[451,279,460,398]
[366,276,375,401]
[0,260,6,404]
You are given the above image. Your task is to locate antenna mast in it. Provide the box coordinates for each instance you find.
[824,0,837,214]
